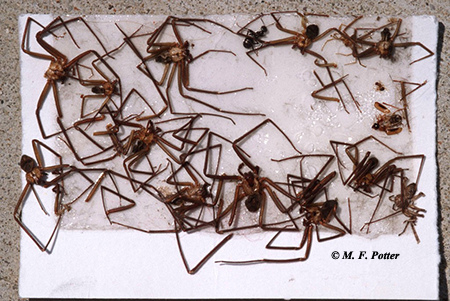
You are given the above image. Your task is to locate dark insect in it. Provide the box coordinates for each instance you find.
[375,81,385,91]
[372,113,403,135]
[243,26,268,49]
[372,102,403,135]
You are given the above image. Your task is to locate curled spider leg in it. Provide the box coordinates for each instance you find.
[14,185,63,253]
[175,220,233,274]
[100,186,136,224]
[216,225,313,265]
[312,70,360,114]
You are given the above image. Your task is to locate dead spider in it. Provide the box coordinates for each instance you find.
[116,17,262,118]
[361,170,426,243]
[21,16,108,138]
[244,11,338,75]
[216,198,351,265]
[330,135,404,197]
[15,140,93,252]
[353,19,434,65]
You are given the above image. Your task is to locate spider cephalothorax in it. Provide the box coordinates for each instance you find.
[376,28,394,58]
[293,24,319,53]
[239,164,263,212]
[303,199,338,226]
[91,80,118,97]
[20,155,47,185]
[154,41,192,64]
[44,58,68,81]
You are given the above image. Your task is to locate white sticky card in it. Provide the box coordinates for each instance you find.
[19,14,439,299]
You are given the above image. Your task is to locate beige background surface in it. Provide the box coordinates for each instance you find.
[0,0,448,300]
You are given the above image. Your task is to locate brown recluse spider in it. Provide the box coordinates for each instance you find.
[243,11,341,75]
[271,154,336,212]
[200,132,307,228]
[319,16,397,67]
[360,154,426,234]
[210,119,302,231]
[216,198,351,265]
[167,135,232,232]
[389,175,426,243]
[360,168,426,243]
[266,197,352,249]
[21,17,109,139]
[352,18,434,65]
[116,18,264,118]
[201,142,298,232]
[330,135,403,197]
[162,159,221,232]
[74,52,123,120]
[140,17,257,115]
[320,16,367,66]
[223,163,291,229]
[119,114,209,192]
[70,107,155,167]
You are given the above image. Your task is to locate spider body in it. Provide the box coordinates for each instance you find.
[239,166,264,212]
[303,199,338,226]
[128,122,160,154]
[20,155,47,186]
[375,28,394,58]
[153,41,192,64]
[44,58,68,81]
[293,24,319,53]
[91,80,118,96]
